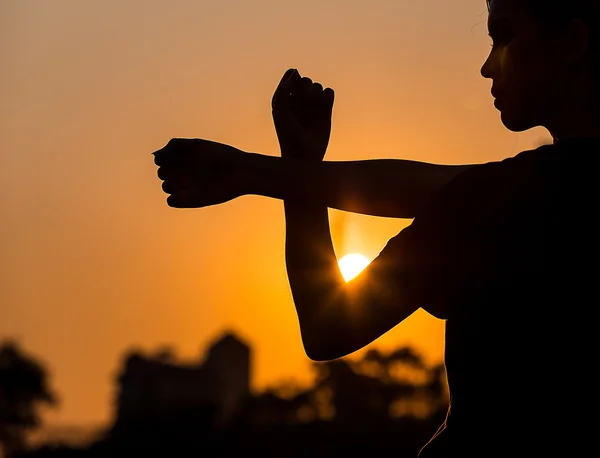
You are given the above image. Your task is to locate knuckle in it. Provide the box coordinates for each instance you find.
[166,195,178,207]
[167,138,184,149]
[157,166,169,180]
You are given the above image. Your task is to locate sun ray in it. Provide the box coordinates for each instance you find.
[338,253,371,282]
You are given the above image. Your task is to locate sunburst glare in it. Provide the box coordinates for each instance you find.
[338,253,371,282]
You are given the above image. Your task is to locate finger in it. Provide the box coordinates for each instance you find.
[298,77,313,97]
[157,165,177,181]
[322,87,335,112]
[286,68,302,85]
[167,193,191,208]
[272,68,302,110]
[162,180,189,195]
[153,138,187,166]
[154,150,186,167]
[153,149,169,166]
[167,189,207,209]
[152,139,172,162]
[162,180,179,195]
[288,77,313,108]
[311,83,325,111]
[277,68,297,90]
[161,170,195,192]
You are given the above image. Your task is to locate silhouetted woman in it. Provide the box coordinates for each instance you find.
[153,0,600,455]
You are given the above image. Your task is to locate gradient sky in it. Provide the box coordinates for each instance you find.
[1,0,551,426]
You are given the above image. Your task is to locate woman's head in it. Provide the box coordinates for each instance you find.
[481,0,600,139]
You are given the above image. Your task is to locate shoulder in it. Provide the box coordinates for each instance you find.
[398,151,542,316]
[419,146,550,221]
[449,146,547,188]
[376,146,554,319]
[396,146,552,264]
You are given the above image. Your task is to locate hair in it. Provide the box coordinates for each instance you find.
[486,0,600,95]
[486,0,600,51]
[486,0,599,24]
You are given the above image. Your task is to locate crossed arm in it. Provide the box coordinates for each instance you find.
[247,152,473,360]
[155,64,476,360]
[242,152,474,218]
[263,70,476,359]
[280,162,468,360]
[154,138,475,360]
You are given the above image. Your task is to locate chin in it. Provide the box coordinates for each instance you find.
[500,109,539,133]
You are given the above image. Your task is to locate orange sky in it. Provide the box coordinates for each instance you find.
[1,0,551,426]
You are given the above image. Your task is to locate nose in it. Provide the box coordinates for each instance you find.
[480,57,492,78]
[481,52,493,79]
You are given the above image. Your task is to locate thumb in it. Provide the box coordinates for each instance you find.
[272,68,302,111]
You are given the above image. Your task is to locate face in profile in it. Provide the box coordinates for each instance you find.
[480,0,570,132]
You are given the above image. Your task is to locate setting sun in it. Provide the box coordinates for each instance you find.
[338,253,371,282]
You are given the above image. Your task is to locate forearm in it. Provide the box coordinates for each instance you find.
[283,199,416,361]
[283,200,349,358]
[244,152,474,218]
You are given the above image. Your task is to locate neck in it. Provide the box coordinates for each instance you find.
[547,78,600,143]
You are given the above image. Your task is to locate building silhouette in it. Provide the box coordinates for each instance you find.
[111,332,251,434]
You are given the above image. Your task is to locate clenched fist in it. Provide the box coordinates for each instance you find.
[153,138,248,208]
[272,68,335,160]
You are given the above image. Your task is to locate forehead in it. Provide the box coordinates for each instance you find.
[487,0,530,29]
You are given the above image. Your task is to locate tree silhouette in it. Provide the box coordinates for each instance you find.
[0,341,57,458]
[251,346,449,428]
[310,348,448,424]
[12,340,449,457]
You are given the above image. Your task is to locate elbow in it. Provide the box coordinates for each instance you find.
[300,322,360,362]
[294,283,369,361]
[303,344,346,362]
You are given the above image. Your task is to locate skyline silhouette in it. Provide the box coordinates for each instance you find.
[2,333,451,457]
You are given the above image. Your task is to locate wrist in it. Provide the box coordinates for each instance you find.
[241,152,324,203]
[238,151,261,197]
[240,151,285,199]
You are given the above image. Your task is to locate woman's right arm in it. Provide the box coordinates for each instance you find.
[153,138,474,219]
